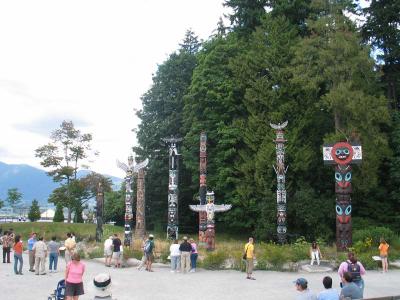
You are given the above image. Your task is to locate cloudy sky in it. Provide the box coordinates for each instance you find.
[0,0,228,178]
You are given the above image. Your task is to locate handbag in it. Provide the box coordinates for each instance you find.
[243,244,249,260]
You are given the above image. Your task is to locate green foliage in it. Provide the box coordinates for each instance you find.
[28,199,41,222]
[353,226,397,245]
[201,250,229,270]
[53,204,65,223]
[104,188,125,226]
[6,188,23,209]
[88,247,103,259]
[0,199,3,209]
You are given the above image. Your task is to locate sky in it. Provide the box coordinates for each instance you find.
[0,0,229,178]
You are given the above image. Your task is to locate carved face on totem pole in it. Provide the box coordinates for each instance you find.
[331,142,353,165]
[277,211,286,225]
[335,165,352,194]
[206,191,215,222]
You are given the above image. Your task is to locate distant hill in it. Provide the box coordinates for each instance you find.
[0,161,123,206]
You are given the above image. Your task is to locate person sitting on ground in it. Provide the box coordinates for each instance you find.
[93,273,113,300]
[339,272,362,300]
[378,237,389,273]
[310,241,322,266]
[103,236,113,267]
[338,252,366,297]
[294,277,317,300]
[112,234,122,268]
[317,276,339,300]
[145,234,155,272]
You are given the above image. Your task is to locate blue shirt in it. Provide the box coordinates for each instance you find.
[340,282,363,299]
[27,238,36,251]
[317,288,339,300]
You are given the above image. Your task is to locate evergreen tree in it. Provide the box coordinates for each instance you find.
[53,204,64,222]
[28,199,41,222]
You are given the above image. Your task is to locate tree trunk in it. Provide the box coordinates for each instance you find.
[67,207,72,223]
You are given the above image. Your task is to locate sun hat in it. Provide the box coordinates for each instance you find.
[93,273,112,297]
[183,236,188,240]
[149,234,154,238]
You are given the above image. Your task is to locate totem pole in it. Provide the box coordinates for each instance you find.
[95,182,104,243]
[189,191,231,251]
[270,121,289,244]
[134,158,149,239]
[161,136,182,240]
[323,142,362,251]
[198,131,207,244]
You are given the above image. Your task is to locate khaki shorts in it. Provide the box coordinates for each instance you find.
[104,249,112,257]
[112,251,121,259]
[246,258,254,274]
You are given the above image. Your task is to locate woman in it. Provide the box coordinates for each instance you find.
[310,241,321,266]
[48,236,60,273]
[13,234,23,275]
[338,252,366,297]
[189,238,198,273]
[65,253,85,300]
[169,239,180,273]
[379,237,389,273]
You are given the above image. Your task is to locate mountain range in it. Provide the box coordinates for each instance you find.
[0,161,123,206]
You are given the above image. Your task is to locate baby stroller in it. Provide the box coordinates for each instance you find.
[48,279,65,300]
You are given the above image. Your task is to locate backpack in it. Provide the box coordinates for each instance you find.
[347,262,361,282]
[144,241,152,253]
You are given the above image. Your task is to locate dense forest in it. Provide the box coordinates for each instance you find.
[133,0,400,242]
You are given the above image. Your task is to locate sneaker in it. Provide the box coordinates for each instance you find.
[40,273,46,275]
[18,273,23,275]
[190,269,195,273]
[49,270,53,273]
[170,270,175,273]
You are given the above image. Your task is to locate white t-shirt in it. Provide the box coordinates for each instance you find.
[170,244,180,257]
[296,289,317,300]
[104,239,113,251]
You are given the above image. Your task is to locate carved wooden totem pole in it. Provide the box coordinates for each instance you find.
[95,182,104,243]
[270,121,288,244]
[134,158,149,239]
[198,131,207,244]
[323,142,362,251]
[190,191,231,251]
[161,136,182,240]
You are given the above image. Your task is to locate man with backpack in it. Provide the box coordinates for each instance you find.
[144,234,155,272]
[338,252,366,297]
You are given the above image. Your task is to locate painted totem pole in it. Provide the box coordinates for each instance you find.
[161,136,182,240]
[189,191,231,251]
[95,182,104,243]
[323,142,362,251]
[134,158,149,239]
[198,131,207,244]
[270,121,288,244]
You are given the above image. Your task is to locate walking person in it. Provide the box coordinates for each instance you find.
[145,234,155,272]
[310,241,322,266]
[112,234,122,268]
[13,234,24,275]
[65,253,85,300]
[189,238,198,273]
[179,236,192,274]
[244,237,256,280]
[27,232,37,272]
[48,236,60,273]
[379,237,389,273]
[2,231,11,263]
[169,239,181,273]
[338,252,366,297]
[137,236,148,270]
[65,233,76,264]
[33,236,47,275]
[103,236,113,267]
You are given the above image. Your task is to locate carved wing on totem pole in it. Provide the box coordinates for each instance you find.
[116,160,129,172]
[213,204,232,212]
[270,121,288,130]
[133,158,149,172]
[189,205,207,212]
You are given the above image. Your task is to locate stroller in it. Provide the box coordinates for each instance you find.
[48,279,65,300]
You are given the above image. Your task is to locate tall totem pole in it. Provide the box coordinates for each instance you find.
[270,121,288,244]
[161,136,182,240]
[323,142,362,251]
[134,158,149,239]
[198,132,207,244]
[95,182,104,243]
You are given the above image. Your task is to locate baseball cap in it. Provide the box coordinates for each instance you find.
[293,278,308,287]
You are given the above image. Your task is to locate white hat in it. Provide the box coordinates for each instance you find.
[93,273,112,297]
[149,234,154,238]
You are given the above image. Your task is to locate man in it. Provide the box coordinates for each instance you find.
[340,272,363,300]
[244,237,255,280]
[104,236,113,267]
[2,231,11,263]
[64,232,76,264]
[317,276,339,300]
[27,232,37,272]
[145,234,155,272]
[294,278,317,300]
[33,236,47,275]
[179,236,191,274]
[112,233,122,268]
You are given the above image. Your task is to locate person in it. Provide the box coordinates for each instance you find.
[379,237,389,273]
[189,238,198,273]
[169,239,181,273]
[137,236,148,270]
[2,231,11,263]
[48,236,60,273]
[33,236,47,275]
[294,277,317,300]
[179,236,191,274]
[310,241,321,266]
[145,234,155,272]
[244,237,256,280]
[93,273,112,300]
[338,252,366,296]
[339,272,363,300]
[13,234,23,275]
[27,232,37,272]
[112,234,122,268]
[65,233,77,264]
[103,236,113,267]
[317,276,339,300]
[65,253,85,300]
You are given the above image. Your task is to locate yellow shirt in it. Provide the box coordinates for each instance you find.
[244,242,254,259]
[379,243,389,256]
[65,237,76,252]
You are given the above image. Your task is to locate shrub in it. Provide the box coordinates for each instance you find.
[353,226,397,245]
[290,237,309,262]
[88,247,103,259]
[201,251,229,270]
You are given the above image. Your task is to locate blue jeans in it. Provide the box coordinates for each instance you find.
[190,253,198,269]
[49,253,59,270]
[14,253,23,274]
[171,255,180,271]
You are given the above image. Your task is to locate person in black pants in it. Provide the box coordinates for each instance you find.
[2,231,11,263]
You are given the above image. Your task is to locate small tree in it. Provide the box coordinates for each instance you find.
[0,199,3,209]
[28,200,41,222]
[6,188,23,212]
[53,204,65,223]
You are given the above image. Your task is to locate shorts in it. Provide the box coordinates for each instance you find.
[246,258,254,274]
[380,255,388,259]
[104,249,112,257]
[65,281,84,296]
[112,251,121,259]
[145,252,154,262]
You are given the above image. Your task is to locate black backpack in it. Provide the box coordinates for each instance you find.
[347,262,361,282]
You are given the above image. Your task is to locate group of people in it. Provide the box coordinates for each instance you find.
[169,236,198,273]
[103,233,123,268]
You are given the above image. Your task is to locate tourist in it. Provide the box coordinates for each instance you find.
[33,236,47,275]
[65,253,85,300]
[93,273,112,300]
[65,232,76,264]
[145,234,155,272]
[179,236,191,274]
[112,233,122,268]
[310,241,321,266]
[13,234,23,275]
[2,231,11,263]
[338,252,366,296]
[48,236,60,273]
[294,277,317,300]
[244,237,255,280]
[339,272,362,300]
[27,232,37,272]
[189,238,198,273]
[317,276,339,300]
[104,236,113,267]
[137,236,148,270]
[379,237,389,273]
[169,239,180,273]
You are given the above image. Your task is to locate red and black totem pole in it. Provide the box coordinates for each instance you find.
[198,131,207,244]
[323,142,362,251]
